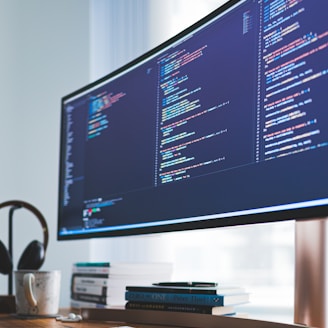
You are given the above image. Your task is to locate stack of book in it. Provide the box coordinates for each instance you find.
[125,283,249,316]
[71,262,173,309]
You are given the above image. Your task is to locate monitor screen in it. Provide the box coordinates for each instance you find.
[58,0,328,240]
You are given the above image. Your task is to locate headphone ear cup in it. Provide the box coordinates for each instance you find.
[17,240,45,270]
[0,240,13,275]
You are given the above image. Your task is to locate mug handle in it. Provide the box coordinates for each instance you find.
[23,273,38,307]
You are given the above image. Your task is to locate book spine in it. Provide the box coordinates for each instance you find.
[74,262,110,267]
[71,274,110,296]
[71,293,110,305]
[72,275,109,286]
[73,284,108,296]
[125,301,235,315]
[70,299,110,309]
[72,267,111,274]
[125,291,224,306]
[125,286,245,295]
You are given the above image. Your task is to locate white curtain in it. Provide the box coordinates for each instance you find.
[90,0,151,81]
[90,0,223,81]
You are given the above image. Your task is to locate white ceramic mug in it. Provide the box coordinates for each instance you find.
[14,270,61,316]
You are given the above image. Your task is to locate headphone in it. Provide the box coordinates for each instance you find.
[0,200,48,275]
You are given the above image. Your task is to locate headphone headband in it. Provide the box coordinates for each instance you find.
[0,200,49,251]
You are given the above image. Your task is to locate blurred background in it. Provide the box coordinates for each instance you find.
[0,0,294,322]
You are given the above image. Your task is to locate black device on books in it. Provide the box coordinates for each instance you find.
[57,1,328,326]
[153,282,217,288]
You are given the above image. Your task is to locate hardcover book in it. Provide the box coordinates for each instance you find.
[125,301,236,315]
[125,291,249,307]
[126,284,245,295]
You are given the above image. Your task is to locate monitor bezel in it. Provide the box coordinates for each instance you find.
[57,0,328,241]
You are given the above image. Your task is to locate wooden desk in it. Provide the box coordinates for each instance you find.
[0,309,308,328]
[0,311,177,328]
[0,315,108,328]
[0,312,168,328]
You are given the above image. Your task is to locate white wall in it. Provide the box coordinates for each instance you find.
[0,0,91,306]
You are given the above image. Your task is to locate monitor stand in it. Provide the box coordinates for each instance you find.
[295,218,327,328]
[81,218,328,328]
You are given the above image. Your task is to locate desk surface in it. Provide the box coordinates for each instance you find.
[0,312,172,328]
[0,309,306,328]
[0,314,169,328]
[0,314,108,328]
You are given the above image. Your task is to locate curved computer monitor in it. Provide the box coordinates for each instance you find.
[57,0,328,240]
